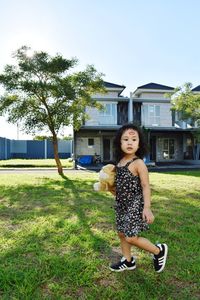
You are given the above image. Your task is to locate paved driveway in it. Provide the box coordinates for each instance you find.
[0,168,96,174]
[0,165,200,174]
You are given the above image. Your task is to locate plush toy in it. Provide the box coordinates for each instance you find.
[93,164,116,192]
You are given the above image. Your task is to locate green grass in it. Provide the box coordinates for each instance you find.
[0,171,199,299]
[0,158,73,168]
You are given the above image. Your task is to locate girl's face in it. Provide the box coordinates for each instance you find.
[120,129,139,156]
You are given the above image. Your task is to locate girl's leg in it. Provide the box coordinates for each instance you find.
[125,236,160,255]
[118,232,132,261]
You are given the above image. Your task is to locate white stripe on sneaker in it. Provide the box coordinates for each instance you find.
[157,244,168,273]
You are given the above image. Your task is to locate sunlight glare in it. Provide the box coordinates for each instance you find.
[7,31,56,58]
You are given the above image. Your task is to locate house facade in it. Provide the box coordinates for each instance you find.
[74,82,128,163]
[74,81,199,164]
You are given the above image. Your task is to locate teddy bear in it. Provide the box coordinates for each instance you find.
[93,164,116,192]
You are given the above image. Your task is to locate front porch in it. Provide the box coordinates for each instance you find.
[74,127,200,166]
[149,128,199,163]
[74,128,117,164]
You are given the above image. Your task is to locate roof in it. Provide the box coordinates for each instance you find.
[192,85,200,92]
[137,82,174,90]
[103,81,126,89]
[103,81,126,96]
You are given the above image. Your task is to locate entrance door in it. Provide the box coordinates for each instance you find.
[103,138,111,161]
[162,138,175,159]
[150,136,156,161]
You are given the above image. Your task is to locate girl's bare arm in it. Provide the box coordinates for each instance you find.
[129,160,154,224]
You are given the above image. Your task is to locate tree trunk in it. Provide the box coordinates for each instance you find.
[52,134,64,175]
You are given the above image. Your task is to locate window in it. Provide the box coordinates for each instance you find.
[98,102,117,125]
[175,111,182,122]
[148,105,160,126]
[186,138,192,146]
[88,138,94,147]
[99,103,112,116]
[162,139,175,159]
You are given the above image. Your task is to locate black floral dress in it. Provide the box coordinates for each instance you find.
[115,157,149,237]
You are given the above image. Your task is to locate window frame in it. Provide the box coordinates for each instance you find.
[88,138,94,147]
[147,104,160,126]
[99,103,113,116]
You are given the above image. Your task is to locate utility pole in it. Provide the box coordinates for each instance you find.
[17,123,19,140]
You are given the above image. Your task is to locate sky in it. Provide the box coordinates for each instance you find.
[1,0,200,139]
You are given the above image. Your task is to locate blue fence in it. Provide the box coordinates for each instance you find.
[0,137,72,160]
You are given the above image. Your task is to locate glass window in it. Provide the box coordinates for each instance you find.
[88,138,94,146]
[149,105,154,115]
[186,138,192,146]
[162,138,175,159]
[100,104,112,116]
[155,106,160,116]
[147,105,160,125]
[163,139,168,150]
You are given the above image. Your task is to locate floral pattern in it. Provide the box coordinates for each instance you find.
[115,158,149,237]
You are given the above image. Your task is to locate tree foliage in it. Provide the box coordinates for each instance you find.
[170,82,200,159]
[170,82,200,125]
[0,46,105,175]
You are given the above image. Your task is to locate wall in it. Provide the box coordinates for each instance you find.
[0,137,72,160]
[92,91,120,98]
[140,93,168,99]
[76,137,101,156]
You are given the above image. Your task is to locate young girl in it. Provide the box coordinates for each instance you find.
[109,124,168,273]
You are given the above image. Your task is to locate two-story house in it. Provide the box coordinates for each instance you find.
[74,82,128,163]
[74,81,199,164]
[131,83,196,163]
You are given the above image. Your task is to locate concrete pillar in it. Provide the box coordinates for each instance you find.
[44,139,47,159]
[5,138,7,160]
[128,92,133,122]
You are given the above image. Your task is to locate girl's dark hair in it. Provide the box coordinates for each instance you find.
[114,123,149,163]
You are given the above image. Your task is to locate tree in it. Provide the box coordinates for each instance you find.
[170,82,200,125]
[170,82,200,160]
[0,46,105,175]
[33,135,53,141]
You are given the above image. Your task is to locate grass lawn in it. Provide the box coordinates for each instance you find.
[0,159,73,168]
[0,171,199,299]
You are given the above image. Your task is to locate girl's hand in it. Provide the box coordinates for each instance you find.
[142,207,155,224]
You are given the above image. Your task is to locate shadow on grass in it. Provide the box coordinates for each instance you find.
[0,175,199,298]
[0,175,120,298]
[0,175,114,248]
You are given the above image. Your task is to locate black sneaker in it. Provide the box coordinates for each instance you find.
[153,243,168,273]
[109,256,136,272]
